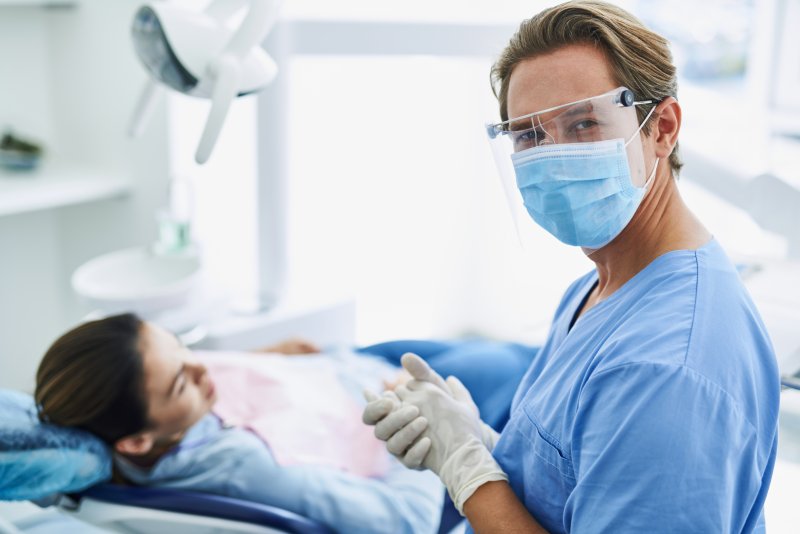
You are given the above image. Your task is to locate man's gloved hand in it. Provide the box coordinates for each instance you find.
[362,353,507,514]
[362,388,432,469]
[362,354,501,466]
[395,353,500,451]
[395,375,508,514]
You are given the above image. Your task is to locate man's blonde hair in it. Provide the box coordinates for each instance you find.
[491,0,682,175]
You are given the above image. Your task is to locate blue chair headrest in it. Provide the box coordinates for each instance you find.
[0,389,112,501]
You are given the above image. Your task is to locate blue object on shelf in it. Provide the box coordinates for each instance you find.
[0,131,43,171]
[0,149,41,171]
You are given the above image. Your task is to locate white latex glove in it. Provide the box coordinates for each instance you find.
[362,353,498,468]
[400,353,500,451]
[362,388,432,469]
[395,376,508,514]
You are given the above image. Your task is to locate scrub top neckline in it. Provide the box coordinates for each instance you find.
[570,237,717,331]
[568,279,598,332]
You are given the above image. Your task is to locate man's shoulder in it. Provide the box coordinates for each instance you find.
[592,244,776,405]
[594,244,755,366]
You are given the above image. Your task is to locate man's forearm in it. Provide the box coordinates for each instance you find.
[463,481,548,534]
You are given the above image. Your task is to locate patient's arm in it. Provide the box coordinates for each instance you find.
[252,338,321,355]
[227,440,443,534]
[383,369,413,391]
[124,416,442,534]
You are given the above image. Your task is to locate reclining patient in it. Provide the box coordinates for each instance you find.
[34,313,534,534]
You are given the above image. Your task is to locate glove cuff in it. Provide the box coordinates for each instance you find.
[440,439,508,516]
[453,471,509,515]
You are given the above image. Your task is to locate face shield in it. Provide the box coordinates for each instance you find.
[485,87,659,252]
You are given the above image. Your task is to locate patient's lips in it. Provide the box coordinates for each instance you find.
[205,379,216,400]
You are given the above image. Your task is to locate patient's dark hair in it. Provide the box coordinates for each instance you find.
[35,313,150,444]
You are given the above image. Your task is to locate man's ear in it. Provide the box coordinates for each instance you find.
[653,96,681,160]
[115,432,155,456]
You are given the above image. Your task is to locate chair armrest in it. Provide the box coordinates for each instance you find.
[75,484,334,534]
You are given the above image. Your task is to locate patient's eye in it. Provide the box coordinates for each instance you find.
[169,364,187,397]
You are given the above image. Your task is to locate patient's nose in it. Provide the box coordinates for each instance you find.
[186,361,208,384]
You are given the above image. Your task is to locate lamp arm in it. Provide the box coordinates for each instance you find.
[195,57,241,164]
[223,0,280,58]
[204,0,249,21]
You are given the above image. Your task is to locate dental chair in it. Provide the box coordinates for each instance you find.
[0,389,334,534]
[1,387,461,534]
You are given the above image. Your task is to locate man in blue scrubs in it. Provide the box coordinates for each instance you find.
[362,1,780,532]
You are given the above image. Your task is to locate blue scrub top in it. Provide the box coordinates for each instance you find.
[479,240,779,533]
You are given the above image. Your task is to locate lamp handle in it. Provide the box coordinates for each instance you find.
[195,58,240,164]
[128,79,163,138]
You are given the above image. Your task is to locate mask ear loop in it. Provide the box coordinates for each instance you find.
[623,103,660,191]
[643,157,659,191]
[623,104,658,148]
[534,114,555,146]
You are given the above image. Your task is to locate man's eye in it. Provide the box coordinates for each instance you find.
[513,129,543,148]
[573,119,598,131]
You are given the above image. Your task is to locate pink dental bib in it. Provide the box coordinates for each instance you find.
[194,351,390,478]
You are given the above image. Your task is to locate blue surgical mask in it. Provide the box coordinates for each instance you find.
[511,135,658,250]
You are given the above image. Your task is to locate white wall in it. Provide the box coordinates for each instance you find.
[0,8,56,146]
[0,8,60,392]
[283,55,590,345]
[0,0,171,392]
[167,93,260,306]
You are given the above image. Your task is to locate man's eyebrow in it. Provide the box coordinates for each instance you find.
[508,101,595,132]
[167,364,186,397]
[534,101,595,125]
[558,101,594,119]
[507,118,532,132]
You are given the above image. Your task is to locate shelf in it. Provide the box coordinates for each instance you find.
[0,166,131,217]
[0,0,77,6]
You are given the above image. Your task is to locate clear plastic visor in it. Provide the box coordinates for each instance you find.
[485,87,656,250]
[487,86,654,149]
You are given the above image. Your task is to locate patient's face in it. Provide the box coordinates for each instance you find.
[140,322,218,441]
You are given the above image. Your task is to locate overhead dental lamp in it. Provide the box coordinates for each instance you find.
[129,0,279,164]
